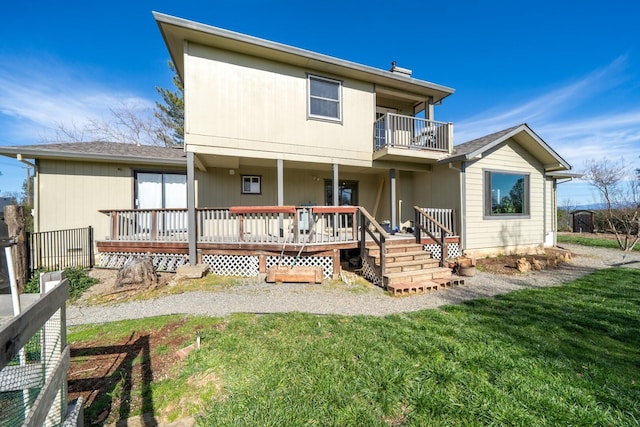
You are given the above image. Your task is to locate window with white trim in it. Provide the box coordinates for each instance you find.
[308,75,342,121]
[242,175,261,194]
[484,171,530,217]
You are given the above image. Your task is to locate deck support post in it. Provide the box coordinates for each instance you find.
[187,151,197,265]
[389,168,396,235]
[332,164,339,206]
[277,159,284,237]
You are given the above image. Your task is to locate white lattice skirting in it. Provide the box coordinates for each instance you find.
[424,243,461,260]
[99,252,189,271]
[360,256,381,286]
[99,251,334,278]
[202,254,260,277]
[266,255,333,279]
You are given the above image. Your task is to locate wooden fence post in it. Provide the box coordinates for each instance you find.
[4,205,28,292]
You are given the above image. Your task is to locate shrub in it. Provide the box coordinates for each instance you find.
[25,268,99,302]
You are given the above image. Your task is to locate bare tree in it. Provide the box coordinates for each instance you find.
[582,158,640,251]
[50,100,172,146]
[558,198,576,232]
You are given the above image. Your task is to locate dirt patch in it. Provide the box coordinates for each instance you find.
[67,319,194,425]
[77,269,174,306]
[475,249,572,276]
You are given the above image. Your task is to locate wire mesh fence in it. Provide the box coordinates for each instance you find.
[0,272,77,426]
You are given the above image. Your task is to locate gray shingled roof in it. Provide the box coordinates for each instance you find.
[0,141,187,165]
[450,124,524,158]
[440,123,570,171]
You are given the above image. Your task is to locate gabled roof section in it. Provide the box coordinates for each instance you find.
[440,123,571,172]
[0,142,187,166]
[153,12,455,104]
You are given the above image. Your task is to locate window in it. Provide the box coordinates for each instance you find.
[308,75,342,121]
[484,171,530,217]
[242,175,261,194]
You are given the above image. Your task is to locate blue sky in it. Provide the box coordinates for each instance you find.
[1,0,639,206]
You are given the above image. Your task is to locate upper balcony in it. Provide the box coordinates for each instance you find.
[373,113,453,163]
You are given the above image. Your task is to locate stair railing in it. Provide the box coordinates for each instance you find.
[359,207,390,275]
[413,206,453,267]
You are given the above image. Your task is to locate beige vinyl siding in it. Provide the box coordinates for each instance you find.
[463,139,545,254]
[185,43,375,167]
[35,160,133,241]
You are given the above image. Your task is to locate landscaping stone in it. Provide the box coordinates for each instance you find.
[175,264,210,280]
[516,257,531,273]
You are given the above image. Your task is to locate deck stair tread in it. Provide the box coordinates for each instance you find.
[365,237,415,247]
[370,251,433,264]
[366,243,424,254]
[383,268,452,285]
[362,234,458,295]
[384,259,440,273]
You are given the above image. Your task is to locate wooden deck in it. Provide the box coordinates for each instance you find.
[96,206,460,279]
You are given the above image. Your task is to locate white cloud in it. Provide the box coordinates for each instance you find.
[455,55,631,144]
[0,56,154,145]
[454,55,640,205]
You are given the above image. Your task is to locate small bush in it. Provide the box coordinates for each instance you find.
[25,268,99,302]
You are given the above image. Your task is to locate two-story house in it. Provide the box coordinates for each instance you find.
[0,12,572,289]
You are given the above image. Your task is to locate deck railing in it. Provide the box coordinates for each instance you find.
[359,206,389,277]
[417,207,457,238]
[374,113,451,152]
[414,206,455,266]
[101,209,189,242]
[102,206,360,245]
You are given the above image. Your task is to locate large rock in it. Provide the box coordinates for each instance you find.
[116,257,157,288]
[516,257,531,273]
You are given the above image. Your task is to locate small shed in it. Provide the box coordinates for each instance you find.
[571,210,595,233]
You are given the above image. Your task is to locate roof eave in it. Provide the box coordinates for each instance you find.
[0,147,186,167]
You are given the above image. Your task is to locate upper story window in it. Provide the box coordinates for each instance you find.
[484,170,530,218]
[308,75,342,122]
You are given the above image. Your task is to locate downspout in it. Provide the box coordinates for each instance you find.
[448,162,464,252]
[455,162,466,252]
[553,179,558,245]
[543,172,547,245]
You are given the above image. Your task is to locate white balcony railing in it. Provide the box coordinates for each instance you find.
[374,113,451,152]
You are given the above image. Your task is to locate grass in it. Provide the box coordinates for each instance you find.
[68,268,640,426]
[558,233,640,251]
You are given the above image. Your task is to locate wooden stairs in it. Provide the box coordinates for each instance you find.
[364,238,464,296]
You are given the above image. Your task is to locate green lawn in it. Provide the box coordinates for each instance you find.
[558,233,640,251]
[69,268,640,426]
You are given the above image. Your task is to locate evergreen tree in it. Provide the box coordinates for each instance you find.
[154,61,184,146]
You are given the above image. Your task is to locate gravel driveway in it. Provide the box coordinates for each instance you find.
[67,243,640,326]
